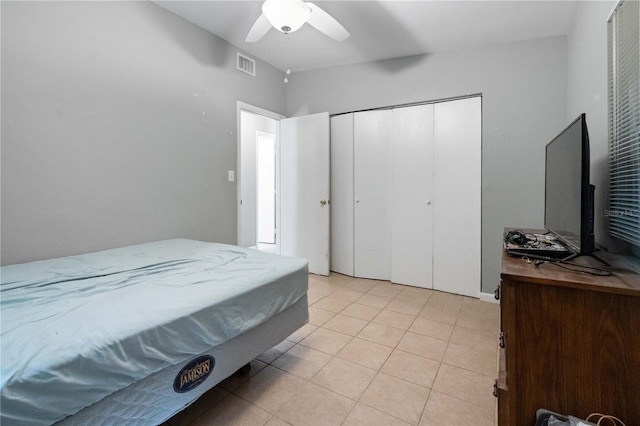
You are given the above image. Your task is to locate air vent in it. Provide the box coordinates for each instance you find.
[237,52,256,77]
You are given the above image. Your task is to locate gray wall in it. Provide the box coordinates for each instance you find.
[285,37,568,294]
[1,1,285,265]
[4,1,620,288]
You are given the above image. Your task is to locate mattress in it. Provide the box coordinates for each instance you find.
[0,239,308,425]
[57,295,309,426]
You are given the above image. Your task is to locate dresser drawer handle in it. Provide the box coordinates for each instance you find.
[493,379,498,397]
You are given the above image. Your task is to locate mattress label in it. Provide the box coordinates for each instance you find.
[173,355,215,393]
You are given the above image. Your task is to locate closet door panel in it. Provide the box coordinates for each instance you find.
[330,114,354,276]
[433,97,481,297]
[391,104,434,288]
[354,109,393,280]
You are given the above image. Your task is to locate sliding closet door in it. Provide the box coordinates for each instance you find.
[391,104,434,288]
[330,113,354,276]
[433,97,481,297]
[354,110,393,280]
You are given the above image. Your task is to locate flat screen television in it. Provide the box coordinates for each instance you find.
[544,113,595,256]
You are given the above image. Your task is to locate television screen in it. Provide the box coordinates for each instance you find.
[544,114,592,254]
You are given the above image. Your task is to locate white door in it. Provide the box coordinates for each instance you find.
[391,104,435,288]
[433,97,481,297]
[330,113,354,276]
[280,112,330,275]
[354,109,393,280]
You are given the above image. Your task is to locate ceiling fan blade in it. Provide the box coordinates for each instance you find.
[245,13,271,42]
[305,2,350,41]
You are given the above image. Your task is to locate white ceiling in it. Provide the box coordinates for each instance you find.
[153,0,578,72]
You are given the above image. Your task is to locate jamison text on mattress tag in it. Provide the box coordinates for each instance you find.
[173,355,215,393]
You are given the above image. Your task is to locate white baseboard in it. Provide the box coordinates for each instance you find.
[479,291,499,304]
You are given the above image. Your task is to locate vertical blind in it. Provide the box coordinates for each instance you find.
[608,0,640,247]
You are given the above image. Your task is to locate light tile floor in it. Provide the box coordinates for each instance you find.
[165,273,499,426]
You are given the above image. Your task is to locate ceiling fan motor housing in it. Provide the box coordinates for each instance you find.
[262,0,311,34]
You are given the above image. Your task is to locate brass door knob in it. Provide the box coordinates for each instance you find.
[320,199,327,206]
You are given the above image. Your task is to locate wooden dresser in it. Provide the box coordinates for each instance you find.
[497,248,640,425]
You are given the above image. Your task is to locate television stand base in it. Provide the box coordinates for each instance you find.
[561,251,611,267]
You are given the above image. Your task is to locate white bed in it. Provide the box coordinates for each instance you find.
[0,239,309,425]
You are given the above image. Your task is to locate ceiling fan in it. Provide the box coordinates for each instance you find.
[245,0,350,42]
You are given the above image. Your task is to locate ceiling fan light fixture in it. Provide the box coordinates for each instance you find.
[262,0,310,34]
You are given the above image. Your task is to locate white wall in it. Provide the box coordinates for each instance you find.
[566,0,622,253]
[1,1,285,265]
[286,37,568,294]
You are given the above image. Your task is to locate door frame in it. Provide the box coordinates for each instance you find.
[236,102,285,248]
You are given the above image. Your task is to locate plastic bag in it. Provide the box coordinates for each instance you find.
[548,415,596,426]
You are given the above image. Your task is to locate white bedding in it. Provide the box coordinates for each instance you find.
[0,239,308,425]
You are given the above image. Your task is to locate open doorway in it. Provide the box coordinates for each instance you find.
[237,103,331,274]
[237,103,284,254]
